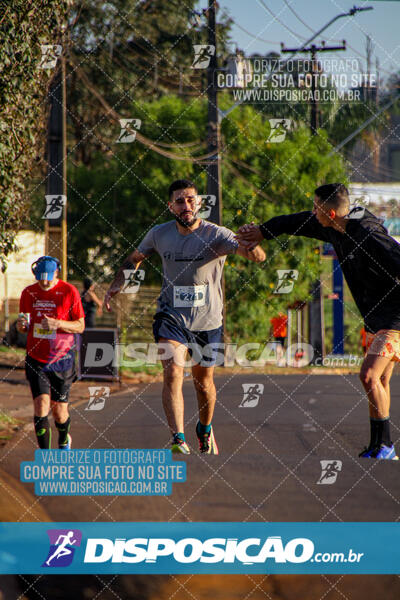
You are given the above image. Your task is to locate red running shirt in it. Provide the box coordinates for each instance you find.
[270,315,288,338]
[20,280,84,363]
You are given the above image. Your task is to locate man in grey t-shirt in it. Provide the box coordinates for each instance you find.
[105,179,265,455]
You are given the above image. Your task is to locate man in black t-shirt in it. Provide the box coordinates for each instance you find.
[237,183,400,460]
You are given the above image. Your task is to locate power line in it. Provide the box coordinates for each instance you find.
[72,62,215,162]
[258,0,309,41]
[229,157,270,181]
[124,38,203,79]
[231,18,281,45]
[281,41,346,135]
[260,0,364,46]
[258,0,396,77]
[223,158,273,201]
[111,48,202,95]
[219,5,373,121]
[281,0,314,34]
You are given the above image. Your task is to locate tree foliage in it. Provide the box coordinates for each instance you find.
[67,0,232,165]
[0,0,71,259]
[67,95,347,339]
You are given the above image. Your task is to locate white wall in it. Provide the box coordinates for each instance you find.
[0,230,45,300]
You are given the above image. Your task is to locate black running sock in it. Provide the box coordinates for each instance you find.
[370,417,391,448]
[369,418,379,448]
[196,421,211,435]
[380,418,392,446]
[55,417,71,446]
[34,415,51,449]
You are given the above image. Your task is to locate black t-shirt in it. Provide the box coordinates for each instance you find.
[260,209,400,333]
[81,291,96,323]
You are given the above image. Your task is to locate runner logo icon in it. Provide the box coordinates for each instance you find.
[116,119,141,143]
[42,529,82,567]
[274,270,298,294]
[267,119,292,143]
[39,45,62,69]
[122,269,145,293]
[197,195,216,219]
[191,45,215,69]
[86,386,110,411]
[240,383,264,408]
[317,460,342,485]
[43,195,66,220]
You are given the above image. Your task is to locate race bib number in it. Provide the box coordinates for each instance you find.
[33,323,57,339]
[173,285,207,308]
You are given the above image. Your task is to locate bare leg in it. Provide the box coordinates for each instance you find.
[380,361,395,407]
[33,394,51,417]
[51,401,70,424]
[159,338,187,434]
[191,364,216,425]
[359,354,393,419]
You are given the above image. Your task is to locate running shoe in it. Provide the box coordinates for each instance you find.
[371,444,399,460]
[59,434,72,450]
[359,446,374,458]
[171,434,190,454]
[196,423,219,454]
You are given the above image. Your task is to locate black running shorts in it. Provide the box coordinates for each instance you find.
[25,351,76,402]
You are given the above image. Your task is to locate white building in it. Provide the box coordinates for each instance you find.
[350,182,400,242]
[0,230,45,301]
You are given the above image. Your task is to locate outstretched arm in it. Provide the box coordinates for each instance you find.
[104,249,147,311]
[236,241,266,262]
[237,212,330,246]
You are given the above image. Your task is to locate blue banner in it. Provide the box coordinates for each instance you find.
[20,449,186,496]
[0,522,398,574]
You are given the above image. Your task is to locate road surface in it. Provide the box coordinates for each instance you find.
[2,372,400,523]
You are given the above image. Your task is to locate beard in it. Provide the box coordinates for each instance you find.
[174,211,198,228]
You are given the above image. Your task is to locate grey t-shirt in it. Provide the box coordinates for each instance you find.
[137,219,238,331]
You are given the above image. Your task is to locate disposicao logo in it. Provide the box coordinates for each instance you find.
[42,529,82,567]
[83,536,314,565]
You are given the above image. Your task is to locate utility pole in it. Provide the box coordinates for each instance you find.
[45,54,67,279]
[204,1,228,353]
[206,0,222,225]
[281,42,346,135]
[281,42,345,359]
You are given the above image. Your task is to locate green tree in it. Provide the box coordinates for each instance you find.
[219,103,347,339]
[67,95,347,340]
[66,0,232,165]
[0,0,71,259]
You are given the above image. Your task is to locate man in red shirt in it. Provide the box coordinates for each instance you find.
[17,256,85,449]
[270,312,288,364]
[270,312,288,348]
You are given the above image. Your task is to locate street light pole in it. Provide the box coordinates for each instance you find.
[220,5,372,121]
[206,0,222,225]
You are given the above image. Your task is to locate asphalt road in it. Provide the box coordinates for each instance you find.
[2,371,400,523]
